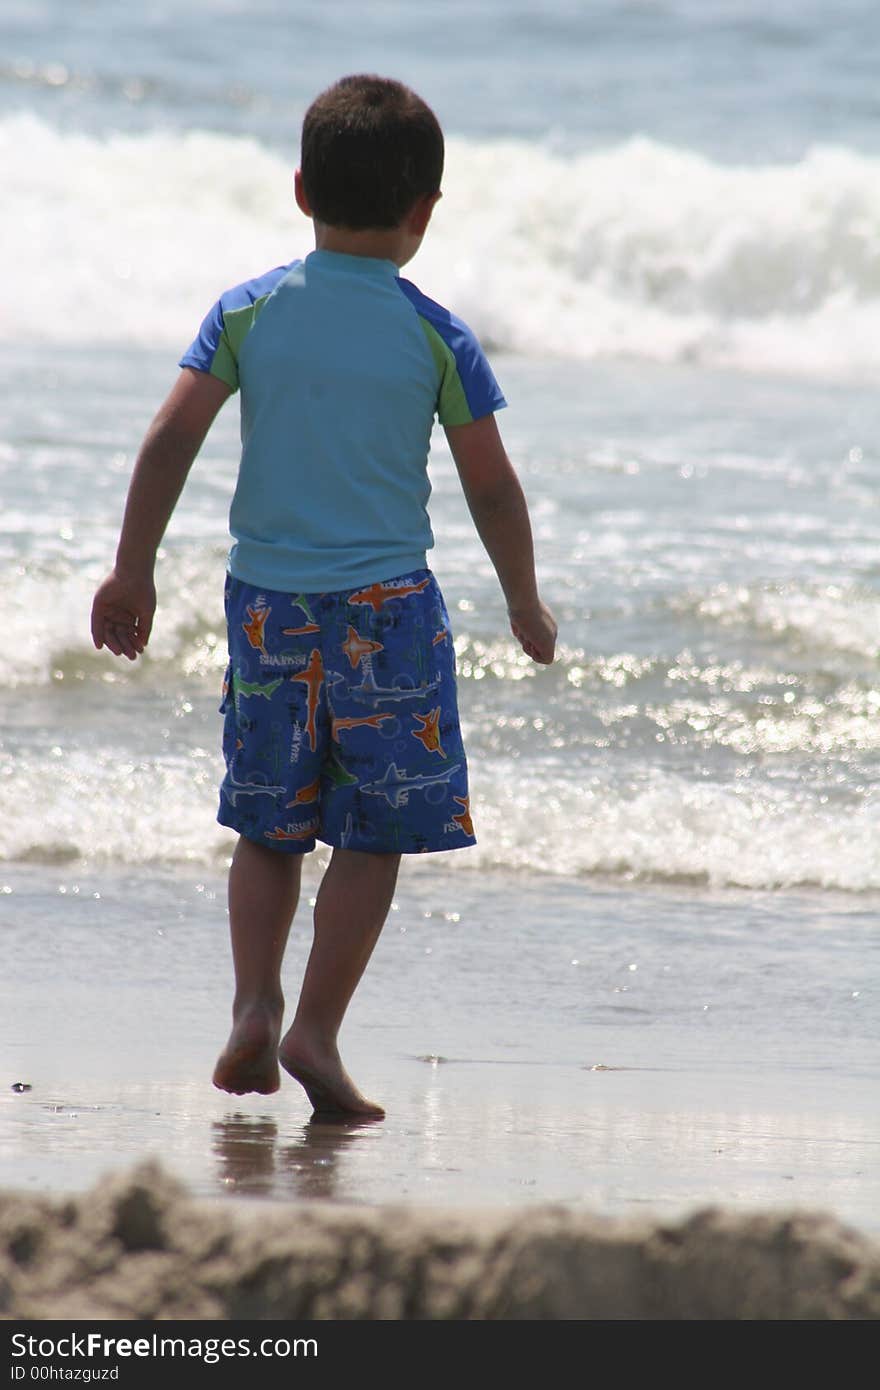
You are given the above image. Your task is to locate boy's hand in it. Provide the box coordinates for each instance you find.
[509,598,557,665]
[90,568,156,661]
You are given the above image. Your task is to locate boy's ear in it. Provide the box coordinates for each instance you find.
[408,190,442,236]
[294,169,312,217]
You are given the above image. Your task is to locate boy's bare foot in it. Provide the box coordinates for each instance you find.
[278,1029,385,1119]
[213,1005,282,1095]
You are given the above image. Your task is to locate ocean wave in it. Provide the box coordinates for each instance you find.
[7,552,878,693]
[0,554,228,688]
[3,745,880,893]
[467,767,880,892]
[3,114,880,375]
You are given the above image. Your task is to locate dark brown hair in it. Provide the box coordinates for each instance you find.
[300,75,444,230]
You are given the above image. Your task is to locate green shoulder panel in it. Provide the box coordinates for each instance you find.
[210,294,273,392]
[416,317,474,426]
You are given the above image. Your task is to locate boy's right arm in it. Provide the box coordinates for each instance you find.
[445,413,557,664]
[90,367,232,660]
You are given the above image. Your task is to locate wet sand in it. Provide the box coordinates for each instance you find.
[4,1059,879,1227]
[3,861,878,1292]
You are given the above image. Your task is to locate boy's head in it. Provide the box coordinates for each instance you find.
[300,75,444,231]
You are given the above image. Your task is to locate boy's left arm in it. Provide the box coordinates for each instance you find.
[445,413,557,664]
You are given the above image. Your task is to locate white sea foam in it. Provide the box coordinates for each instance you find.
[3,741,880,893]
[8,554,879,692]
[468,766,880,893]
[4,114,880,375]
[0,554,228,688]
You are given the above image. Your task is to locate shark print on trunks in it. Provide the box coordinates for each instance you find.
[217,570,475,854]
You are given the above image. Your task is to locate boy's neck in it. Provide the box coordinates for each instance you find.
[312,221,419,269]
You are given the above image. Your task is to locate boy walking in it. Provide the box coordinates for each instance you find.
[91,75,556,1119]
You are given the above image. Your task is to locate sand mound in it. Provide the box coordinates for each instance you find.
[1,1162,878,1319]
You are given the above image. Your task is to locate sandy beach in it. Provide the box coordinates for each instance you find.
[2,1160,879,1320]
[4,863,878,1227]
[3,864,878,1323]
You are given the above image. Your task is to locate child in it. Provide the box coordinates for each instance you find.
[91,75,557,1120]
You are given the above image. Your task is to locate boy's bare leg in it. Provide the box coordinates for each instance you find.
[279,847,400,1118]
[213,836,302,1095]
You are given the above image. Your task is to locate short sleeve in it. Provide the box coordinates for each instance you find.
[179,263,296,394]
[180,299,240,390]
[395,277,507,426]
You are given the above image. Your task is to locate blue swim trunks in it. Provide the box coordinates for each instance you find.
[217,570,476,854]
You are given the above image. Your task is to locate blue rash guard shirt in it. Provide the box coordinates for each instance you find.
[180,249,507,593]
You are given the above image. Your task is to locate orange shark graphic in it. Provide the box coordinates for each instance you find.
[285,777,321,808]
[452,796,474,837]
[243,604,270,654]
[332,712,396,741]
[432,629,448,646]
[341,625,384,669]
[410,707,446,757]
[348,577,431,613]
[290,648,324,753]
[264,819,319,842]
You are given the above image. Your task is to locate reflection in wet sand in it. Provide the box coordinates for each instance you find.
[212,1112,383,1201]
[211,1116,279,1196]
